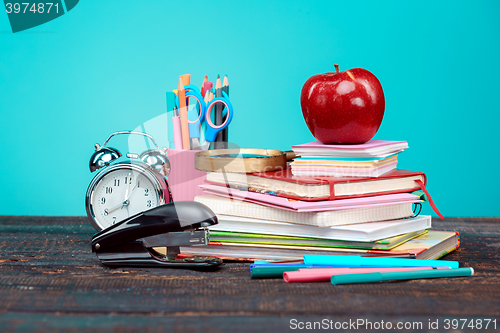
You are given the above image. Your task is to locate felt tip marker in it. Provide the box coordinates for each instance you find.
[284,266,452,283]
[303,255,459,269]
[330,267,474,285]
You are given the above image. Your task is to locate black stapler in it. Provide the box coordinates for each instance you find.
[91,201,223,270]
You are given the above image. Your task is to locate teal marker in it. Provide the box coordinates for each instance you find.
[303,255,459,269]
[166,92,176,148]
[331,267,474,285]
[250,265,306,279]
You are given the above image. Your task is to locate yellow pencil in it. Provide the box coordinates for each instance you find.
[178,77,190,150]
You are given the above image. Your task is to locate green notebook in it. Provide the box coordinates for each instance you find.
[209,229,428,251]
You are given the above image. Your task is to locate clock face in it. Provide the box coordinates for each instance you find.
[89,167,161,230]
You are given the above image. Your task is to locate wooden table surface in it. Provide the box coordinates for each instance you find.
[0,217,499,332]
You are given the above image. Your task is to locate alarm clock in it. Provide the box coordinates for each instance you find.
[85,131,172,231]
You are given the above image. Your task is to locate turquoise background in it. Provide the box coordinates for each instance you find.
[0,0,499,216]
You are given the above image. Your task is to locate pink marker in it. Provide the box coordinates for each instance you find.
[203,81,213,95]
[283,266,451,283]
[172,115,183,150]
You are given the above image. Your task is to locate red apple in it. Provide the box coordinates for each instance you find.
[300,65,385,144]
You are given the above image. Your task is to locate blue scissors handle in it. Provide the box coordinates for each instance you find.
[204,96,233,143]
[175,84,203,104]
[185,91,206,139]
[184,84,202,96]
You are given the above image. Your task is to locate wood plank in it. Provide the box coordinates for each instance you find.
[0,216,499,331]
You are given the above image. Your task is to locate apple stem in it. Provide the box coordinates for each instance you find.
[334,64,339,73]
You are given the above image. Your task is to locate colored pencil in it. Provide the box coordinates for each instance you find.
[221,75,229,147]
[208,90,215,124]
[214,75,223,149]
[208,90,215,150]
[178,77,190,150]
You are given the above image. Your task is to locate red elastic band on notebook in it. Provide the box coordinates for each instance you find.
[415,179,445,220]
[315,178,336,201]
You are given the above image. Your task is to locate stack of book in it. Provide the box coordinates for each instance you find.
[290,140,408,177]
[181,140,456,261]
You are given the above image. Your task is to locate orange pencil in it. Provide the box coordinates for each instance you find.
[178,77,190,150]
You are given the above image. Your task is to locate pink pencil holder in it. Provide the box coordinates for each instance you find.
[167,149,206,201]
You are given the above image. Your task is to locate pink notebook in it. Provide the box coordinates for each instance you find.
[198,183,421,213]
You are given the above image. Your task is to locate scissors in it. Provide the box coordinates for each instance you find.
[177,84,233,150]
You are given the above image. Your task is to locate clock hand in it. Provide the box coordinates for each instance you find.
[106,202,126,214]
[123,173,131,207]
[107,191,134,215]
[124,182,139,201]
[106,176,136,216]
